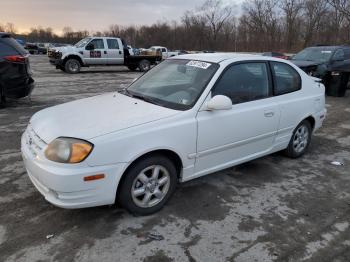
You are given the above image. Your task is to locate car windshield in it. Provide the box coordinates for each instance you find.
[126,59,219,110]
[292,47,335,62]
[75,37,91,48]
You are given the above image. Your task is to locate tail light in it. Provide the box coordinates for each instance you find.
[4,55,27,63]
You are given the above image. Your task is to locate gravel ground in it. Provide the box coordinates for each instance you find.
[0,55,349,262]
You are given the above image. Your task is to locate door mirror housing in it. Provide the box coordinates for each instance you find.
[86,43,94,50]
[206,95,232,111]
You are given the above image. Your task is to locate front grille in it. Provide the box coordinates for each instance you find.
[25,125,47,157]
[48,50,62,59]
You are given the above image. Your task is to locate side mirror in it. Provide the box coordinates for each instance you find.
[206,95,232,111]
[86,43,94,50]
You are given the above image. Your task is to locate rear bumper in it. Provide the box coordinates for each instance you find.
[21,133,127,209]
[314,108,327,132]
[4,76,35,99]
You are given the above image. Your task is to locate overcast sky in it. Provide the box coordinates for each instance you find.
[0,0,243,35]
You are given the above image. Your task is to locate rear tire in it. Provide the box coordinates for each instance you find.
[285,120,312,158]
[138,59,151,72]
[118,154,177,216]
[64,58,81,74]
[0,87,6,108]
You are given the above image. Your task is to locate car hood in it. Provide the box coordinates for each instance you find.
[291,60,324,67]
[30,93,180,143]
[52,46,76,54]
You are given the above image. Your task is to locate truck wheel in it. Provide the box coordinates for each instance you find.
[118,154,177,216]
[128,65,138,71]
[139,60,151,72]
[64,59,81,74]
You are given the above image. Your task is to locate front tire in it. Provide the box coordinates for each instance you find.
[118,155,177,215]
[285,120,312,158]
[64,58,81,74]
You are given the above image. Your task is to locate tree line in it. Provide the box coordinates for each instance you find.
[1,0,350,53]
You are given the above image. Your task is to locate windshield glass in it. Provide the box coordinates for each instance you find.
[75,37,91,48]
[127,59,219,110]
[292,47,335,62]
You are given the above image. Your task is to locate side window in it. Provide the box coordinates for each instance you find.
[212,62,270,104]
[162,48,167,52]
[332,49,345,61]
[271,62,301,95]
[88,39,104,49]
[107,39,119,49]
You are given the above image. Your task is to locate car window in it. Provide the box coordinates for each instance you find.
[162,48,167,52]
[0,42,18,57]
[271,62,301,95]
[332,49,345,61]
[107,39,119,49]
[0,37,26,55]
[89,39,104,49]
[212,62,270,104]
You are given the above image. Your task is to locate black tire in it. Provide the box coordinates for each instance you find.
[128,65,138,71]
[64,58,81,74]
[118,154,178,216]
[0,86,6,108]
[138,59,151,72]
[285,120,312,158]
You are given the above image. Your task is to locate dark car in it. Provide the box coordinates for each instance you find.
[0,32,34,107]
[24,43,47,55]
[262,52,289,60]
[291,46,350,97]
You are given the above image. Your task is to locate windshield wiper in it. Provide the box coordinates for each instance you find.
[120,89,161,106]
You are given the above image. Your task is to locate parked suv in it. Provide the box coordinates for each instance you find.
[0,33,34,107]
[291,45,350,97]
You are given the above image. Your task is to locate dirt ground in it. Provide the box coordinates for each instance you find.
[0,55,349,262]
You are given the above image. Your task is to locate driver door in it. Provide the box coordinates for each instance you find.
[83,38,108,65]
[194,62,280,177]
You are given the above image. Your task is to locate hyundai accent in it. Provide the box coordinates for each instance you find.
[21,53,326,215]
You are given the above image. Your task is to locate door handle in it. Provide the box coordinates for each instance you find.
[104,51,107,54]
[264,111,274,117]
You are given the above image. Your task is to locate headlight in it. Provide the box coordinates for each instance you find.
[45,137,93,163]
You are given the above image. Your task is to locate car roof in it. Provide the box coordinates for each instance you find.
[170,52,262,63]
[0,32,11,38]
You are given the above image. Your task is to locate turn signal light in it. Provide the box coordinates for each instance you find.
[84,174,105,182]
[4,55,26,63]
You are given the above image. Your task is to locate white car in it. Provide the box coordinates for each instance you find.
[21,53,326,215]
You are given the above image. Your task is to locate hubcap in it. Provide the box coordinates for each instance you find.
[131,165,170,208]
[69,61,79,72]
[293,125,309,153]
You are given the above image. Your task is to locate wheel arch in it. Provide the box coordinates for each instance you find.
[116,149,183,199]
[63,54,84,66]
[303,115,316,131]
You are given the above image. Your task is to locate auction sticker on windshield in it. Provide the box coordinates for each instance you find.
[186,60,212,69]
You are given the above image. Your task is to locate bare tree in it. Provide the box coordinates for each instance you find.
[302,0,328,47]
[199,0,235,49]
[280,0,303,50]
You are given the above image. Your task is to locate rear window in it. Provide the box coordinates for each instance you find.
[0,36,27,56]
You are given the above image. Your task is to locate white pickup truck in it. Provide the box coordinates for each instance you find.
[150,46,179,59]
[48,37,162,73]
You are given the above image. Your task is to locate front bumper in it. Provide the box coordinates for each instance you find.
[49,58,63,66]
[21,132,126,209]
